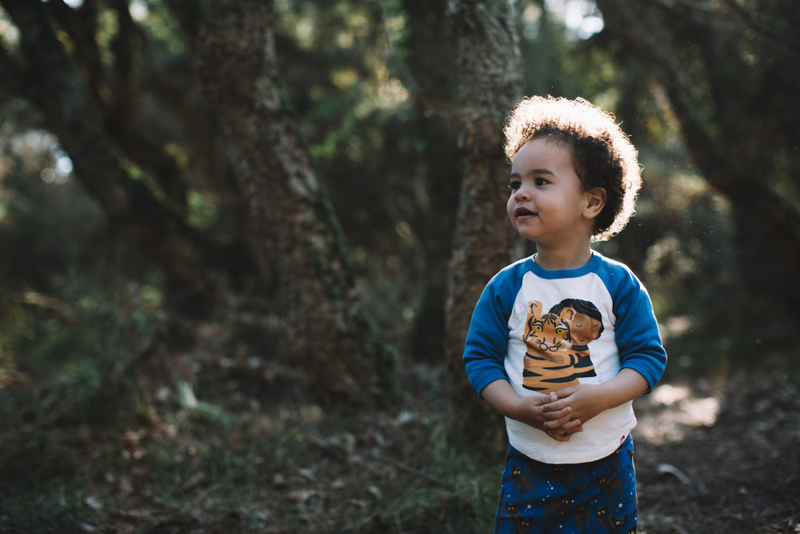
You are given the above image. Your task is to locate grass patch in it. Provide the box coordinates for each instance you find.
[0,367,502,533]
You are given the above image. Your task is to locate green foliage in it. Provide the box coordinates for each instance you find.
[186,189,218,229]
[380,424,497,533]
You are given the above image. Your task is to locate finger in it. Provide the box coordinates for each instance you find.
[543,413,576,429]
[528,393,553,406]
[546,430,570,442]
[549,427,580,440]
[541,405,572,420]
[562,418,583,431]
[549,416,583,431]
[548,419,583,439]
[541,399,568,412]
[553,386,577,398]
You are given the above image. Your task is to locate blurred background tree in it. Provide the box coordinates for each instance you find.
[196,0,397,408]
[0,0,797,429]
[595,0,800,368]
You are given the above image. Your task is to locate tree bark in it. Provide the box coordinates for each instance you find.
[444,0,525,449]
[196,0,396,408]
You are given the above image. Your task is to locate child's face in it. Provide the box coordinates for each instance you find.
[507,137,594,248]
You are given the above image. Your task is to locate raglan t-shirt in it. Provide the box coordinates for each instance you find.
[463,252,667,464]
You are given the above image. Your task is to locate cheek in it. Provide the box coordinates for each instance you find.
[506,197,516,219]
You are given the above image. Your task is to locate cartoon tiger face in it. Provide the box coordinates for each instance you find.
[524,301,572,364]
[522,299,602,392]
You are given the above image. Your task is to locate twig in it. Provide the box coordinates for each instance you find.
[656,463,692,485]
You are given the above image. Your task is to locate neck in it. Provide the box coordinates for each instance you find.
[534,246,593,271]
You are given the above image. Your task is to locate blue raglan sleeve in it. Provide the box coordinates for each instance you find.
[462,272,518,397]
[609,266,668,393]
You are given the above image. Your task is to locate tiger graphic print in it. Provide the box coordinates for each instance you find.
[522,299,603,392]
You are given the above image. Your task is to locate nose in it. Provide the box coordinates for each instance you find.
[513,183,531,202]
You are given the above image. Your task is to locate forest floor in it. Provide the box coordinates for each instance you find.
[629,358,800,534]
[1,325,799,533]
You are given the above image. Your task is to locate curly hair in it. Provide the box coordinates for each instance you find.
[503,96,641,241]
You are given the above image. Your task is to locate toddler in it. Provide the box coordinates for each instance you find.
[463,96,668,533]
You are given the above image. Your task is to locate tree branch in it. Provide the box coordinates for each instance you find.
[720,0,800,58]
[0,42,25,96]
[43,0,107,114]
[108,0,136,129]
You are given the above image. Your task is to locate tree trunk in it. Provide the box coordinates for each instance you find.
[596,0,800,323]
[196,0,396,408]
[402,0,461,362]
[444,0,525,450]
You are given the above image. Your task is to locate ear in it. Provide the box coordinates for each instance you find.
[583,187,607,219]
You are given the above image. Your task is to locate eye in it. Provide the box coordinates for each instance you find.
[534,177,549,186]
[508,179,521,191]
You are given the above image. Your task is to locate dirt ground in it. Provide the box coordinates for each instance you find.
[631,363,800,533]
[237,356,800,534]
[253,358,800,534]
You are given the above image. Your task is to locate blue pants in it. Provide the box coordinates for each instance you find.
[495,436,637,533]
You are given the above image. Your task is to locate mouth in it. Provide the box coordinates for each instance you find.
[515,207,536,217]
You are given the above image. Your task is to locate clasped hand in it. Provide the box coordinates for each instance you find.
[513,384,607,442]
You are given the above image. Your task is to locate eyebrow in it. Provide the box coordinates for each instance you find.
[509,168,556,179]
